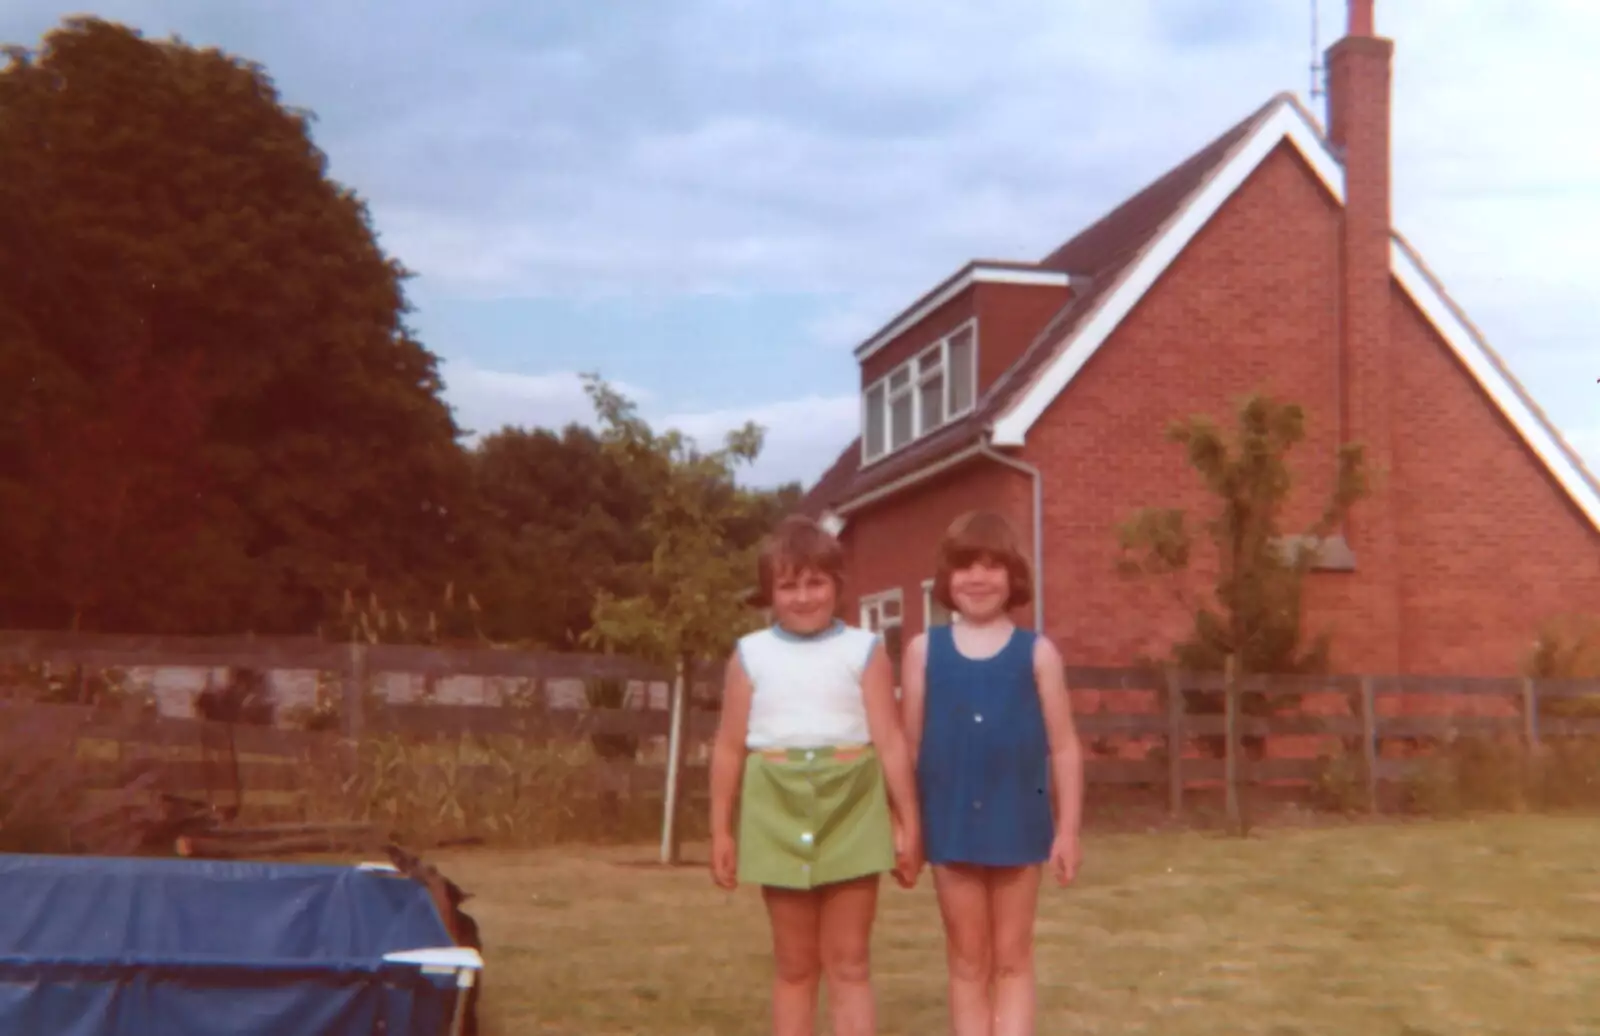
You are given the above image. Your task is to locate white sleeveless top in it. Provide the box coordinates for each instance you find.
[739,620,879,749]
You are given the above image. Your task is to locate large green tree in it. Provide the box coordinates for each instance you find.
[464,418,802,650]
[0,18,470,634]
[467,424,654,648]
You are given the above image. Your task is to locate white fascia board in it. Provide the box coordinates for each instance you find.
[853,266,1071,362]
[1389,236,1600,533]
[990,101,1340,446]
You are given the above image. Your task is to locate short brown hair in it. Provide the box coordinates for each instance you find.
[750,515,845,609]
[932,510,1032,613]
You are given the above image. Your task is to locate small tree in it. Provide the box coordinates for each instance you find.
[577,375,769,861]
[1116,392,1368,755]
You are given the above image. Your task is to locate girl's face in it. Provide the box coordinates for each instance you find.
[949,556,1012,621]
[770,565,838,635]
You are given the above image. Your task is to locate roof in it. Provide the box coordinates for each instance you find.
[801,92,1600,535]
[798,94,1284,518]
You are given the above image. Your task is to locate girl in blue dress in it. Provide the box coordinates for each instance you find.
[901,509,1084,1036]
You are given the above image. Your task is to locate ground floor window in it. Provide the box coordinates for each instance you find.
[921,578,957,630]
[859,589,904,684]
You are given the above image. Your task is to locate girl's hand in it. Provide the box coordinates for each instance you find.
[893,819,924,889]
[1049,831,1081,887]
[711,832,738,890]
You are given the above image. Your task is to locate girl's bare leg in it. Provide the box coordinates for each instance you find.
[988,865,1042,1036]
[817,874,881,1036]
[933,864,995,1036]
[763,886,822,1036]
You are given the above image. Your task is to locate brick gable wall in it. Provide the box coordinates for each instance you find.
[1020,144,1350,669]
[995,140,1600,678]
[1386,286,1600,674]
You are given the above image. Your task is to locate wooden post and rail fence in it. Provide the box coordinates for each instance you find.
[3,630,1599,839]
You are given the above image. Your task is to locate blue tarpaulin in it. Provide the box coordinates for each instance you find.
[0,853,470,1036]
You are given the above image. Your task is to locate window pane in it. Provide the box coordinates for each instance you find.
[917,345,942,375]
[919,372,945,431]
[890,392,913,448]
[888,365,911,392]
[881,596,901,620]
[948,327,975,414]
[864,384,886,457]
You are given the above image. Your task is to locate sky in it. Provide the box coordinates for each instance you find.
[4,1,1598,488]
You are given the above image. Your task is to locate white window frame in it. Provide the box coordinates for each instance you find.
[921,578,959,630]
[859,589,904,635]
[859,318,978,466]
[860,588,906,695]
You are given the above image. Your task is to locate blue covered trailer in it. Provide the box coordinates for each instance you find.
[0,853,482,1036]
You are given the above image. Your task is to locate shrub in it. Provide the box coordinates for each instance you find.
[1390,734,1600,816]
[1309,749,1367,814]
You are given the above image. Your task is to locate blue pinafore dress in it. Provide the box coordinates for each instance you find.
[916,625,1055,867]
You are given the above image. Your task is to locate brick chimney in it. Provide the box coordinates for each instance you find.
[1326,0,1402,672]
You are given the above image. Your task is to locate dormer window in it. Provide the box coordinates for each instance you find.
[862,320,976,464]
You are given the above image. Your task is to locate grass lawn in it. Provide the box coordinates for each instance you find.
[435,815,1600,1035]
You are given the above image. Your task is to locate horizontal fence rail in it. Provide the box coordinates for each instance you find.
[4,629,1599,835]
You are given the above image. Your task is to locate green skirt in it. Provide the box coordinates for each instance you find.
[737,744,896,890]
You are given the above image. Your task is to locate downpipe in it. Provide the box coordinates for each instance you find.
[977,440,1045,632]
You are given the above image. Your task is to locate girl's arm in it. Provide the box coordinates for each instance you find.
[898,632,929,771]
[1033,635,1083,848]
[861,639,920,831]
[709,651,753,848]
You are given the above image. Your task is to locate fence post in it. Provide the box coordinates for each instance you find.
[342,643,367,743]
[1521,676,1541,800]
[1521,677,1540,753]
[1165,668,1184,817]
[660,658,688,866]
[1360,676,1378,815]
[1223,655,1240,832]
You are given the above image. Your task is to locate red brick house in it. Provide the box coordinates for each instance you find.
[800,0,1600,679]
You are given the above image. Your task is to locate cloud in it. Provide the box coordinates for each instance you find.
[660,394,860,488]
[443,358,855,487]
[5,0,1599,488]
[439,361,654,439]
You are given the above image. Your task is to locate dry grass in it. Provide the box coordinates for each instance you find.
[297,734,707,848]
[416,815,1600,1035]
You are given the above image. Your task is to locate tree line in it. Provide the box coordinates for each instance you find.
[0,17,798,648]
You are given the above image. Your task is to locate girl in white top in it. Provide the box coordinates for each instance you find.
[711,515,922,1036]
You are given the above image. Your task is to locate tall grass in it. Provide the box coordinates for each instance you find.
[1314,733,1600,816]
[1398,734,1600,815]
[300,733,706,848]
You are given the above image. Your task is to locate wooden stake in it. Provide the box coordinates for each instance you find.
[1360,676,1378,814]
[1224,655,1240,832]
[660,658,688,865]
[1165,668,1184,817]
